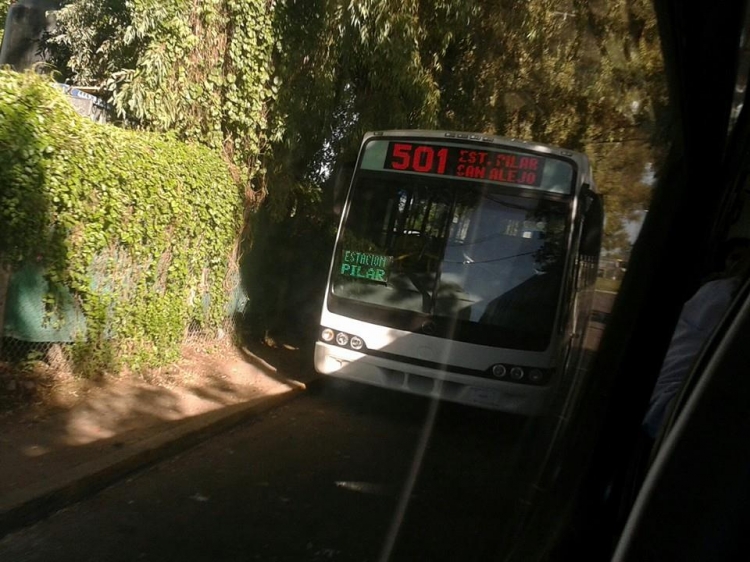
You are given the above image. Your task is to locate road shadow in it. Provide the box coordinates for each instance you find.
[0,339,309,520]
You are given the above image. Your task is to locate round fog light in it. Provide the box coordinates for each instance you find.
[335,332,349,346]
[321,328,335,342]
[350,336,364,350]
[491,364,507,378]
[510,367,524,380]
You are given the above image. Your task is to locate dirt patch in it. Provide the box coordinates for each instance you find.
[0,336,314,425]
[0,336,317,499]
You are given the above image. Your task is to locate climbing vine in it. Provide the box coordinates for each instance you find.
[0,71,243,369]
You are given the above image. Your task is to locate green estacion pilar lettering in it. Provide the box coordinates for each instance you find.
[340,251,392,283]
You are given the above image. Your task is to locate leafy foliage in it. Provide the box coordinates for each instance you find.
[0,0,10,46]
[36,0,668,252]
[27,0,669,343]
[0,71,243,370]
[266,0,668,251]
[44,0,276,204]
[40,0,667,253]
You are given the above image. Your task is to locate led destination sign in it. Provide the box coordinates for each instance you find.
[383,141,547,188]
[339,250,393,284]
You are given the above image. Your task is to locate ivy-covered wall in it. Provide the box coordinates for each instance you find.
[0,71,244,370]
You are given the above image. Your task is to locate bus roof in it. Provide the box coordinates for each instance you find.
[365,130,587,159]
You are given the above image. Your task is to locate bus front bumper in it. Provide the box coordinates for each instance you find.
[314,342,551,415]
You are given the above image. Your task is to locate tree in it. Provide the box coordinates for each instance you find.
[41,0,667,254]
[43,0,277,201]
[38,0,670,339]
[265,0,668,256]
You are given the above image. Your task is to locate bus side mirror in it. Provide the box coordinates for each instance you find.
[582,184,594,212]
[331,162,355,218]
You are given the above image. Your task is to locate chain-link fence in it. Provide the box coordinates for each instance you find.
[0,260,247,378]
[0,260,250,414]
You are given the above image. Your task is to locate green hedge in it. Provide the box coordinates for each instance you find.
[0,71,244,370]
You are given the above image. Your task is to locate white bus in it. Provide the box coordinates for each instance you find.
[315,130,603,414]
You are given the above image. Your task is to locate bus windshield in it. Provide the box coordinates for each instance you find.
[331,174,571,350]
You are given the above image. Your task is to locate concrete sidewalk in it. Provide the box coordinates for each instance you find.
[0,342,318,539]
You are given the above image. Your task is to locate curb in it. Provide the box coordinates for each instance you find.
[0,378,320,539]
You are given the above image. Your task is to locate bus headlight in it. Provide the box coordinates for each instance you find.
[486,363,548,385]
[350,336,364,350]
[529,369,544,383]
[321,328,335,342]
[491,364,507,378]
[335,332,350,346]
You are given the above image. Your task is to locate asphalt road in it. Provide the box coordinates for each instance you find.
[0,380,539,562]
[0,293,617,562]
